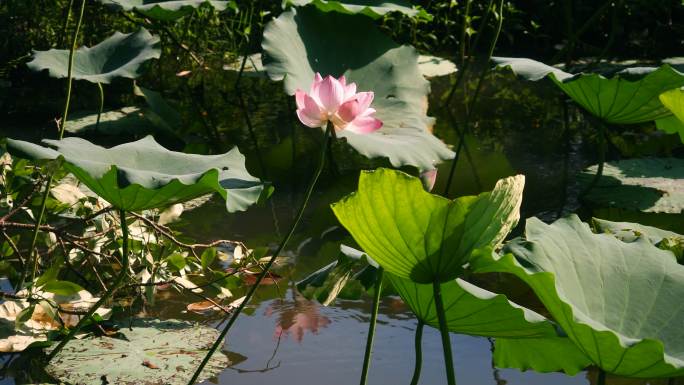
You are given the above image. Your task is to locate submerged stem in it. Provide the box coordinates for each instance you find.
[433,280,456,385]
[95,83,104,131]
[46,209,130,362]
[359,267,384,385]
[186,122,334,385]
[409,320,424,385]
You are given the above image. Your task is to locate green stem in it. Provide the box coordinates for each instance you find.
[186,122,334,385]
[458,0,471,68]
[22,0,85,293]
[597,369,606,385]
[95,83,104,131]
[409,320,424,385]
[442,0,494,108]
[58,0,75,48]
[58,0,86,138]
[443,0,505,197]
[46,208,130,362]
[433,280,456,385]
[359,267,384,385]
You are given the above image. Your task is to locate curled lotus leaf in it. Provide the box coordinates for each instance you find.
[262,8,453,172]
[285,0,418,19]
[28,29,160,84]
[46,318,228,385]
[592,218,684,260]
[6,136,267,212]
[658,87,684,142]
[331,168,524,283]
[471,215,684,378]
[578,157,684,214]
[493,57,684,125]
[97,1,229,21]
[387,273,557,338]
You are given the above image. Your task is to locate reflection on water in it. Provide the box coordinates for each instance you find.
[266,286,331,343]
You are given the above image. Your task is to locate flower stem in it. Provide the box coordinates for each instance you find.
[46,209,130,362]
[186,122,334,385]
[359,267,384,385]
[95,82,104,131]
[409,320,424,385]
[433,280,456,385]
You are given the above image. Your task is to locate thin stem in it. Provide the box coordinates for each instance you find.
[433,280,456,385]
[458,0,471,68]
[23,0,85,293]
[95,83,104,131]
[46,209,131,362]
[58,0,85,138]
[409,320,424,385]
[443,0,495,108]
[58,0,75,48]
[186,122,334,385]
[580,119,606,197]
[359,267,384,385]
[597,369,606,385]
[442,0,505,197]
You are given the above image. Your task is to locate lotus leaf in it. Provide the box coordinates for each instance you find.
[286,0,417,19]
[46,318,228,385]
[578,158,684,214]
[493,336,591,375]
[262,8,453,172]
[417,55,458,79]
[296,244,380,305]
[387,273,556,338]
[492,57,684,124]
[6,136,266,212]
[658,88,684,141]
[331,168,524,283]
[471,215,684,378]
[97,1,229,21]
[27,29,160,84]
[592,218,684,260]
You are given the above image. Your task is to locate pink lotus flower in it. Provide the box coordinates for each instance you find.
[295,73,383,134]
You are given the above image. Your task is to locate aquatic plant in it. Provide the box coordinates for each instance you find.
[473,215,684,381]
[331,168,526,385]
[96,0,230,21]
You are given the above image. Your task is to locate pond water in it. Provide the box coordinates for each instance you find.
[2,67,678,385]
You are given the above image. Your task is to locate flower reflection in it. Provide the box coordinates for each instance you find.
[265,290,331,343]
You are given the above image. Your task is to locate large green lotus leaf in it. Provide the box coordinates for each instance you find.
[286,0,417,19]
[97,1,229,21]
[493,57,684,124]
[471,215,684,378]
[6,136,266,212]
[493,336,591,376]
[262,8,453,172]
[388,273,557,338]
[27,29,160,84]
[578,158,684,214]
[46,319,228,385]
[658,88,684,141]
[331,168,524,283]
